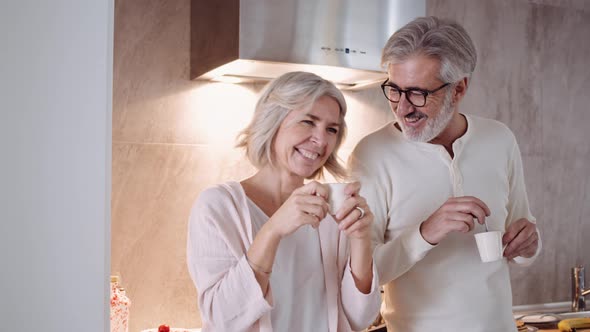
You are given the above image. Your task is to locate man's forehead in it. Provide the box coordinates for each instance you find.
[387,56,442,87]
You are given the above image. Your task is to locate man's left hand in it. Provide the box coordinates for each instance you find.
[503,218,539,260]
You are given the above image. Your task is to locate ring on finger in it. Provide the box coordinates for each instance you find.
[355,206,365,219]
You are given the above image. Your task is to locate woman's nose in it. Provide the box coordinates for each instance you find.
[311,129,328,147]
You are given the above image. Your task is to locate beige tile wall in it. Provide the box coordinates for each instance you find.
[112,0,589,330]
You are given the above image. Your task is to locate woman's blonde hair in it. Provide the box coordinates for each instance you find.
[236,71,348,180]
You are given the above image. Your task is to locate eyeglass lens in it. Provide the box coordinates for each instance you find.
[383,86,426,107]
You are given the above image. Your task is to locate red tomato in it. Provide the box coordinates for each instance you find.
[158,325,170,332]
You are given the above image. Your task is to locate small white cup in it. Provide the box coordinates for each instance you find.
[474,231,504,263]
[325,183,348,215]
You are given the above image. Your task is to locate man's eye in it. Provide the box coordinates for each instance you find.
[409,90,425,97]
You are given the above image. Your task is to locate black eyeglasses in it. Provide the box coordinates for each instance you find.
[380,79,450,107]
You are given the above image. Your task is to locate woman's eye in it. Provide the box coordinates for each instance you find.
[327,127,339,134]
[301,120,314,126]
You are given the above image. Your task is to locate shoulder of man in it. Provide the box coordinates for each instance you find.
[352,121,400,156]
[468,114,518,144]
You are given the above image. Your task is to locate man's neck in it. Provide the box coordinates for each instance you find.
[429,112,468,158]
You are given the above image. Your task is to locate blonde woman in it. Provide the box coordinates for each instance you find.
[187,72,380,331]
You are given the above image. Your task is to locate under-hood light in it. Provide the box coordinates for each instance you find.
[199,59,386,90]
[211,75,248,84]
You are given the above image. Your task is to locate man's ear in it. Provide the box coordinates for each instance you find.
[452,77,469,104]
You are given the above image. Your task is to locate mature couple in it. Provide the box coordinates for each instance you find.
[187,16,541,332]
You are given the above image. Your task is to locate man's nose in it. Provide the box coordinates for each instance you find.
[396,92,413,111]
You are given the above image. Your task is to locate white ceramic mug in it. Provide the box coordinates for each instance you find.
[325,183,348,215]
[474,231,504,263]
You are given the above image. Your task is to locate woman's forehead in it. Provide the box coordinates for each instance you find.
[289,98,342,125]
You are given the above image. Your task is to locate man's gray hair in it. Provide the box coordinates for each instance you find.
[236,71,348,180]
[382,16,477,83]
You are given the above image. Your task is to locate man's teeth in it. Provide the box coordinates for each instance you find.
[299,149,319,160]
[405,112,425,123]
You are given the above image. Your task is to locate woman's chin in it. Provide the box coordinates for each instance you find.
[290,166,321,179]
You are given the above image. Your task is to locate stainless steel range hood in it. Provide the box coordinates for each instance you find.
[191,0,425,89]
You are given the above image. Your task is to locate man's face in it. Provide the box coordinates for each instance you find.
[386,55,456,142]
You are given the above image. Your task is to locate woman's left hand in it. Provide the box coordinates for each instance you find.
[333,182,374,294]
[333,182,373,240]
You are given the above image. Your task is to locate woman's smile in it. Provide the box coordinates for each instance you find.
[295,147,321,161]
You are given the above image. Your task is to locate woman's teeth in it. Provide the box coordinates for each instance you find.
[298,149,319,160]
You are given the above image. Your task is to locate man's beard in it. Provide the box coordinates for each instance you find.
[398,90,454,143]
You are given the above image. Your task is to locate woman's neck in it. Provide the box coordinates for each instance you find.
[241,166,304,216]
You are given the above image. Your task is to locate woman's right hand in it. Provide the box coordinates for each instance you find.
[267,181,329,239]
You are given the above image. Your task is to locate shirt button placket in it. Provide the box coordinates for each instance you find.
[451,162,464,196]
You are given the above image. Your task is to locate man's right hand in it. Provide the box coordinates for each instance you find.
[420,196,491,245]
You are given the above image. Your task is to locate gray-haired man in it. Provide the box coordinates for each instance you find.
[350,16,541,332]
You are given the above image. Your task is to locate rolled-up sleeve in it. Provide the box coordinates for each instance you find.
[340,258,381,331]
[187,188,273,331]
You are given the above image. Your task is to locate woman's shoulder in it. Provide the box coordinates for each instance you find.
[196,181,242,205]
[188,181,252,257]
[190,181,246,222]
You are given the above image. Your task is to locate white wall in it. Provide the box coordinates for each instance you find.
[0,1,113,331]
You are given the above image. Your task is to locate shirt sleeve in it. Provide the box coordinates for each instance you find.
[373,222,435,284]
[511,227,542,266]
[340,257,382,331]
[506,139,542,265]
[349,147,436,285]
[186,188,273,331]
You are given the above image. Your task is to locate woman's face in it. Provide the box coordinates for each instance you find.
[272,95,342,179]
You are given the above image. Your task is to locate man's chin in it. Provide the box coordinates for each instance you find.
[399,124,428,142]
[404,133,428,143]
